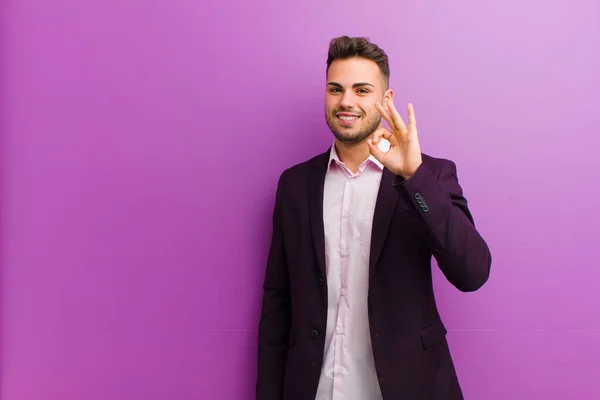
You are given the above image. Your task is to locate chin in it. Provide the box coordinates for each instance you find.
[333,131,367,145]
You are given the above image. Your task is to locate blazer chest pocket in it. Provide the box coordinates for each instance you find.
[420,321,447,349]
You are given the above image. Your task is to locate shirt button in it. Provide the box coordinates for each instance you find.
[341,249,348,257]
[311,330,319,339]
[336,326,343,334]
[343,211,350,218]
[341,288,346,296]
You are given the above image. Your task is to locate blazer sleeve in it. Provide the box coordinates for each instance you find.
[256,172,292,399]
[393,159,492,292]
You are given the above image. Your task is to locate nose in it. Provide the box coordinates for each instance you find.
[339,90,355,109]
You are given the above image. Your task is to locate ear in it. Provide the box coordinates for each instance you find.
[383,89,394,107]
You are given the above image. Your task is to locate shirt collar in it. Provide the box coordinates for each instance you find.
[327,140,388,171]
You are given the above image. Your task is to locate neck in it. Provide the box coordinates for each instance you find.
[334,138,371,174]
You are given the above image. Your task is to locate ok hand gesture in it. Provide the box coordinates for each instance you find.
[367,99,422,180]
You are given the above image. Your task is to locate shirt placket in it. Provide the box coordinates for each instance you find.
[332,175,353,398]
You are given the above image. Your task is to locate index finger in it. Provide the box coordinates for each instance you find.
[372,127,393,143]
[387,99,407,132]
[375,102,396,130]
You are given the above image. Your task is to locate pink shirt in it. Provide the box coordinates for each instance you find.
[315,142,386,400]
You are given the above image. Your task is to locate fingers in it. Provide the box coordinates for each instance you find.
[367,138,380,156]
[387,99,407,133]
[407,103,416,130]
[376,99,417,141]
[376,99,414,135]
[375,102,395,130]
[367,138,386,163]
[368,128,393,161]
[372,127,394,144]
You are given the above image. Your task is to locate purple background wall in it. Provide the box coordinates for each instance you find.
[1,0,599,399]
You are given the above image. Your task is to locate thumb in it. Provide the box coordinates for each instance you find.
[367,138,385,163]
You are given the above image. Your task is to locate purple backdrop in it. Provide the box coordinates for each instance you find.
[2,0,599,399]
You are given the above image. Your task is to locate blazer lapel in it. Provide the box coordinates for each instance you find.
[309,150,400,282]
[309,150,330,280]
[369,167,399,280]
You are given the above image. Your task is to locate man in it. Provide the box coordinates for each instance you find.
[256,36,491,400]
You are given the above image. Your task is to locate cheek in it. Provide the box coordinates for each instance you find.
[325,99,337,112]
[359,103,376,116]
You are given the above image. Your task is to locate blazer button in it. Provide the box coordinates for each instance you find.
[311,330,319,339]
[318,277,324,286]
[414,192,423,201]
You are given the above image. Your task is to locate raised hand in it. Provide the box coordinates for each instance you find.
[367,99,422,180]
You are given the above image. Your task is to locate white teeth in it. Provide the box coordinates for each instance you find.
[339,115,359,121]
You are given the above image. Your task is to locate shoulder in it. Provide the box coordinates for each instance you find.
[421,153,458,177]
[277,148,330,186]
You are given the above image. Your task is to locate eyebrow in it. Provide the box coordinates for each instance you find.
[327,82,375,88]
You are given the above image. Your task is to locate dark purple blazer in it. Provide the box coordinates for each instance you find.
[256,148,492,400]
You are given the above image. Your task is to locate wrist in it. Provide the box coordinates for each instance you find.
[399,162,422,180]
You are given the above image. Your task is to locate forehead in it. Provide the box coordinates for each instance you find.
[326,57,382,86]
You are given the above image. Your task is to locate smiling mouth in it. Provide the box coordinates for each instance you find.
[336,113,361,125]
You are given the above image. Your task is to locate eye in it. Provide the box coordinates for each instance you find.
[329,88,342,94]
[357,88,370,94]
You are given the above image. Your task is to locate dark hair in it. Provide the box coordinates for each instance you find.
[326,36,390,84]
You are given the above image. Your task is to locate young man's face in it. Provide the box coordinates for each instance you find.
[325,57,392,145]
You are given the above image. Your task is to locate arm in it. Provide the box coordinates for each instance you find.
[256,173,291,399]
[394,160,492,291]
[367,99,491,292]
